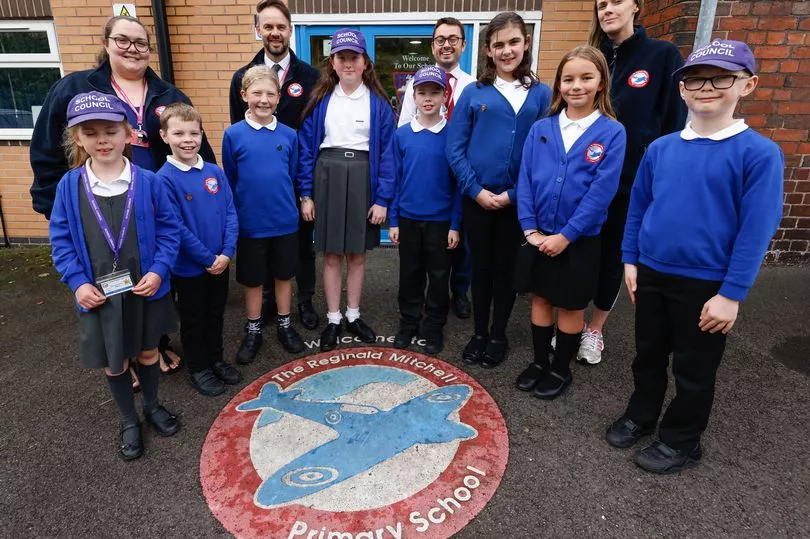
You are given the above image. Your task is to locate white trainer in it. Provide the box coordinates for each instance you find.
[577,328,604,365]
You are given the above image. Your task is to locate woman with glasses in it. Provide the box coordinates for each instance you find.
[30,15,216,380]
[573,0,687,367]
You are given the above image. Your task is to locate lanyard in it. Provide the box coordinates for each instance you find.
[111,77,147,133]
[81,163,137,271]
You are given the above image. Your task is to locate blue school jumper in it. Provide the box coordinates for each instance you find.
[222,120,299,239]
[622,128,784,301]
[297,90,396,207]
[157,160,239,277]
[446,81,552,202]
[49,164,181,311]
[517,114,626,241]
[390,121,462,230]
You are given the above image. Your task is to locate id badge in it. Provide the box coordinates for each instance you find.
[131,130,150,148]
[97,269,134,297]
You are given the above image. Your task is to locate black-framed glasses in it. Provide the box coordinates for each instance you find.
[682,74,748,91]
[432,36,463,47]
[109,36,149,53]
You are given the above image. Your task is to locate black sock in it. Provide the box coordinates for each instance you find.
[277,313,291,329]
[552,328,581,376]
[531,324,554,370]
[138,361,161,413]
[106,369,139,424]
[246,317,262,334]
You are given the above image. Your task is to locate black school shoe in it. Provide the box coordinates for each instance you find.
[532,371,572,400]
[236,331,262,365]
[213,361,243,385]
[347,318,376,343]
[452,295,472,319]
[320,322,342,352]
[634,441,702,474]
[462,335,488,365]
[481,338,508,368]
[606,416,655,448]
[118,420,143,461]
[143,405,180,437]
[278,325,305,353]
[190,368,226,397]
[516,363,546,392]
[394,326,418,349]
[423,332,444,355]
[298,300,320,330]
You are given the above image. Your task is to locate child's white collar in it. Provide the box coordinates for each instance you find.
[167,155,204,171]
[245,112,277,131]
[410,117,446,134]
[681,119,749,141]
[85,156,131,186]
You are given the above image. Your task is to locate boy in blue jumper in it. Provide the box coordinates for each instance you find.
[224,65,305,362]
[606,40,784,474]
[390,66,461,355]
[157,103,241,397]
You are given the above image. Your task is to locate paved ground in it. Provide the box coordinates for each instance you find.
[0,246,807,538]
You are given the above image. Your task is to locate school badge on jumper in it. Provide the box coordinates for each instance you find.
[154,105,166,116]
[585,143,605,163]
[628,70,650,88]
[288,83,304,98]
[204,177,219,194]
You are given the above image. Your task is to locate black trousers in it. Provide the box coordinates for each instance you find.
[462,198,522,339]
[593,192,630,311]
[173,268,230,373]
[624,264,727,450]
[449,229,471,298]
[397,217,452,332]
[262,216,315,312]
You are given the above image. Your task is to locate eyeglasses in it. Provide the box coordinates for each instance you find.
[681,74,748,91]
[432,36,463,47]
[109,36,150,53]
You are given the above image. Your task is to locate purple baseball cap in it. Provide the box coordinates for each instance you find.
[67,91,128,127]
[673,39,756,78]
[331,28,366,55]
[412,65,446,89]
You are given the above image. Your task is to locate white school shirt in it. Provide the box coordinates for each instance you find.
[494,76,529,115]
[680,119,748,141]
[245,112,278,131]
[559,109,602,153]
[264,51,291,85]
[397,64,475,127]
[320,83,371,151]
[409,117,447,134]
[85,157,132,197]
[166,154,204,171]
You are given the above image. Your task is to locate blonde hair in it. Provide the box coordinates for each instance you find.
[159,102,202,132]
[548,46,617,120]
[587,0,644,48]
[242,65,280,93]
[62,120,133,169]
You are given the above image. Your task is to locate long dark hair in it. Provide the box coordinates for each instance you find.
[587,0,644,48]
[95,16,152,67]
[478,12,534,89]
[300,51,388,122]
[548,46,617,120]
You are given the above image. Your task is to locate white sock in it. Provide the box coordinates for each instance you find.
[327,311,343,325]
[345,307,360,323]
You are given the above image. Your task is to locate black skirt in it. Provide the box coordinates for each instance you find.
[514,233,601,310]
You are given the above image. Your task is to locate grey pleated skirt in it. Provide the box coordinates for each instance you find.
[313,148,380,254]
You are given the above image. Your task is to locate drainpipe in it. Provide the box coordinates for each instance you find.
[151,0,175,84]
[694,0,719,49]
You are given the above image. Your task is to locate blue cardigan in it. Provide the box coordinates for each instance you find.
[446,80,552,202]
[49,164,180,311]
[297,90,396,207]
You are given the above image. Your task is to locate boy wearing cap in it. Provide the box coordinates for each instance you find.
[389,66,461,354]
[606,40,784,474]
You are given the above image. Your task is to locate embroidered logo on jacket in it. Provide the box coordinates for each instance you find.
[628,70,650,88]
[287,83,303,97]
[155,105,166,116]
[204,177,219,194]
[585,143,605,163]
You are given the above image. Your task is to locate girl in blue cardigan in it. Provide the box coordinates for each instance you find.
[298,28,396,353]
[446,12,551,368]
[515,46,625,399]
[49,92,181,461]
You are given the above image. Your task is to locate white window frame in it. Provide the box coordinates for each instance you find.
[0,20,64,140]
[290,11,543,76]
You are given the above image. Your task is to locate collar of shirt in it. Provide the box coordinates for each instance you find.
[680,119,749,141]
[446,65,473,83]
[410,117,447,134]
[559,109,602,132]
[245,112,278,131]
[86,156,132,187]
[334,82,369,100]
[494,76,529,91]
[264,51,291,72]
[166,154,204,171]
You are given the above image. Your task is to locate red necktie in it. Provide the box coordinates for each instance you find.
[445,72,455,120]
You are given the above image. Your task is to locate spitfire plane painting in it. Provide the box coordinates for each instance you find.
[236,382,478,508]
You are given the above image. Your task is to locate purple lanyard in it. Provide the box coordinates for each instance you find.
[80,163,137,271]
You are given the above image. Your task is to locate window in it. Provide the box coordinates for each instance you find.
[0,21,63,140]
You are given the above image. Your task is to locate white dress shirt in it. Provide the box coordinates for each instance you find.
[321,83,371,151]
[85,157,132,197]
[558,109,602,153]
[494,76,529,115]
[166,154,204,171]
[264,51,291,85]
[680,119,748,141]
[410,117,447,134]
[245,112,278,131]
[397,64,475,127]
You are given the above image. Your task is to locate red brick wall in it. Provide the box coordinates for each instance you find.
[643,0,810,262]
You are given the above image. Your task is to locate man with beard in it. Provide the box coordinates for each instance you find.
[229,0,320,332]
[398,17,475,320]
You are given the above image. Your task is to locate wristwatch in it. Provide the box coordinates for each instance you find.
[299,196,312,203]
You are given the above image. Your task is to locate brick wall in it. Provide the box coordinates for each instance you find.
[0,142,48,242]
[536,0,593,83]
[643,0,810,262]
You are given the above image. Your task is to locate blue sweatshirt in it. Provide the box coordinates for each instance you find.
[157,159,239,277]
[297,90,395,207]
[49,164,180,311]
[446,80,551,202]
[622,128,784,301]
[518,114,626,242]
[390,120,462,230]
[222,120,299,239]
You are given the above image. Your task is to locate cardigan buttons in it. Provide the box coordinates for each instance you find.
[556,177,562,183]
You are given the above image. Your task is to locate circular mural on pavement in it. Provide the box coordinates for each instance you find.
[200,347,509,538]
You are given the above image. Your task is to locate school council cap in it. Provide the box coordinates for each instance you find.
[673,39,756,78]
[331,28,366,55]
[412,65,447,89]
[67,91,128,127]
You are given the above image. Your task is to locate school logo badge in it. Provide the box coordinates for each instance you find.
[585,143,605,163]
[154,105,166,117]
[288,83,304,98]
[204,177,219,194]
[200,347,508,539]
[628,70,650,88]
